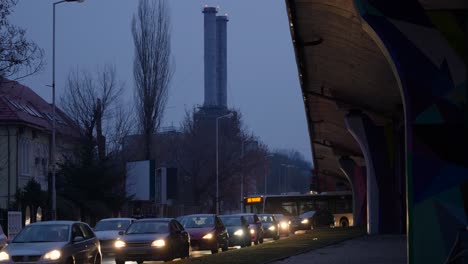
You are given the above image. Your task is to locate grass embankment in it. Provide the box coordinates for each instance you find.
[178,227,365,264]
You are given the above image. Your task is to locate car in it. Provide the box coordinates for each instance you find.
[0,224,7,250]
[114,218,189,263]
[273,214,291,237]
[0,220,101,264]
[258,214,280,240]
[178,214,229,254]
[230,213,264,245]
[219,215,251,247]
[93,218,135,255]
[290,210,334,232]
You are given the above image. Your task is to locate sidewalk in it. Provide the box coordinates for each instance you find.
[270,235,407,264]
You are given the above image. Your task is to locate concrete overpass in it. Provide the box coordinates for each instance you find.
[285,0,467,263]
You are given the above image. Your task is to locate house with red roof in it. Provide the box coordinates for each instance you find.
[0,78,80,213]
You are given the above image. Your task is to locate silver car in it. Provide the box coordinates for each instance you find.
[93,218,135,255]
[0,221,101,264]
[0,224,6,249]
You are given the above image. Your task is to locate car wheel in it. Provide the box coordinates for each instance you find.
[273,234,280,241]
[221,241,228,252]
[137,261,143,264]
[259,235,264,244]
[115,260,125,264]
[182,243,190,259]
[66,257,74,264]
[94,254,102,264]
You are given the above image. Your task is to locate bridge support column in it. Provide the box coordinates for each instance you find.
[345,110,400,234]
[339,156,367,227]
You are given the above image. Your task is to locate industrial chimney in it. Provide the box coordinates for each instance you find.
[216,14,228,108]
[202,6,218,106]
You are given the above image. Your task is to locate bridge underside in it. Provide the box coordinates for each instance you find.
[285,0,468,263]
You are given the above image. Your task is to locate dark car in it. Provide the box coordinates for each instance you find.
[290,210,334,232]
[230,213,264,245]
[178,214,229,254]
[219,215,251,247]
[258,214,280,240]
[0,221,101,264]
[273,214,290,237]
[93,218,135,255]
[114,218,190,263]
[0,224,6,249]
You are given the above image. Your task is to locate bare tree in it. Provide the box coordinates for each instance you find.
[0,0,44,80]
[132,0,173,159]
[58,65,134,220]
[176,108,267,213]
[60,64,128,158]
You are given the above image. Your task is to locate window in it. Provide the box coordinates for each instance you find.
[19,138,31,175]
[72,224,84,239]
[79,224,95,239]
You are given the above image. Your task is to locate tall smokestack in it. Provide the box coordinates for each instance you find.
[216,15,228,108]
[202,6,218,106]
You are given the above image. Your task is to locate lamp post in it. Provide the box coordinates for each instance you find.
[51,0,85,220]
[215,112,233,215]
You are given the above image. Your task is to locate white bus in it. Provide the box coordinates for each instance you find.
[243,191,353,227]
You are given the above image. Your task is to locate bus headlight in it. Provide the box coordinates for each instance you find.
[301,219,309,224]
[268,226,276,231]
[234,229,244,236]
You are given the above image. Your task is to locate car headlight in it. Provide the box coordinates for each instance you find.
[234,229,244,236]
[202,233,213,239]
[249,229,255,234]
[151,239,165,247]
[43,250,61,261]
[301,219,309,224]
[115,240,126,248]
[280,222,288,229]
[268,226,276,231]
[0,252,9,261]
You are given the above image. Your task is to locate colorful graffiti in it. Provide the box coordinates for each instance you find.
[354,0,468,263]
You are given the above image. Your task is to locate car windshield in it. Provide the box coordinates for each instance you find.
[220,216,241,226]
[299,211,316,218]
[259,215,274,223]
[126,221,168,234]
[179,216,214,228]
[241,215,255,224]
[94,220,132,231]
[13,224,69,243]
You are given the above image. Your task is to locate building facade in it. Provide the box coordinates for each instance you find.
[0,79,79,214]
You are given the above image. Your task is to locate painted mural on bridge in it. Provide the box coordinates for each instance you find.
[354,0,468,263]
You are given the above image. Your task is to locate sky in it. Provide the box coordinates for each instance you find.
[10,0,312,163]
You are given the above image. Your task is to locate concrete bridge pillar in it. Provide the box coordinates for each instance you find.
[339,156,367,227]
[345,110,401,235]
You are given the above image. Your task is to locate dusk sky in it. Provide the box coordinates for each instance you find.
[11,0,312,163]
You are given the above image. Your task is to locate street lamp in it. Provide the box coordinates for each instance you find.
[51,0,85,220]
[215,112,234,215]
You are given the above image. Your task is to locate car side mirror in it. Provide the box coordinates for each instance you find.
[73,236,84,243]
[118,231,124,236]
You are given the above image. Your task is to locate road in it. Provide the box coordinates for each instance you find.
[102,237,280,264]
